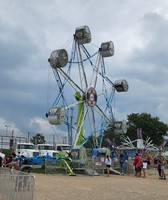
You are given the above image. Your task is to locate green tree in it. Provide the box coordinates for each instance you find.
[101,128,124,149]
[30,133,46,145]
[126,113,168,146]
[101,113,168,148]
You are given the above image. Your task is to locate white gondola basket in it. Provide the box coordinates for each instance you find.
[74,25,92,45]
[48,107,65,125]
[114,120,127,134]
[114,79,129,92]
[48,49,68,68]
[100,41,114,57]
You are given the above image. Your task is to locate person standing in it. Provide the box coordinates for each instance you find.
[134,153,141,177]
[160,157,166,180]
[92,146,99,163]
[142,156,148,178]
[105,155,112,177]
[123,151,129,174]
[157,157,162,179]
[112,149,118,167]
[119,153,125,175]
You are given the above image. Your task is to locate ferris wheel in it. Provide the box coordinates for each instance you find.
[46,25,128,148]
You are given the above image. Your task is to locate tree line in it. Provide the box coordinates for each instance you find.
[30,112,168,148]
[102,113,168,148]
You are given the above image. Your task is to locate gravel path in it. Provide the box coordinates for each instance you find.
[33,169,167,200]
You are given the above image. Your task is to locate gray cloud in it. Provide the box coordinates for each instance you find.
[0,0,168,143]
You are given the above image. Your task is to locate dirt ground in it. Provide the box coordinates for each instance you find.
[33,169,167,200]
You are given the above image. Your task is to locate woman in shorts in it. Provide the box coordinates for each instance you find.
[142,157,148,178]
[105,155,112,177]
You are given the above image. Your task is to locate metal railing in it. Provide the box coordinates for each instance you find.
[0,167,35,200]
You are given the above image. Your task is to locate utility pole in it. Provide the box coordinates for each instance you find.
[53,134,55,147]
[70,107,74,146]
[27,132,30,142]
[10,129,14,150]
[5,124,11,136]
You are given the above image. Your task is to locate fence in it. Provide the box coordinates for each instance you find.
[0,167,35,200]
[44,154,136,176]
[45,149,105,176]
[83,155,105,176]
[45,158,60,174]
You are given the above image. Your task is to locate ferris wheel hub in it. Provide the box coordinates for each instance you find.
[86,87,97,107]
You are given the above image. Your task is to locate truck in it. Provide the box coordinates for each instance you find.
[55,144,71,157]
[14,142,39,158]
[37,144,59,157]
[55,144,71,152]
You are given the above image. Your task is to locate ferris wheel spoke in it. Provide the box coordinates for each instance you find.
[89,54,102,89]
[58,68,84,94]
[76,44,88,90]
[90,108,98,147]
[90,60,115,88]
[52,68,68,107]
[94,104,113,126]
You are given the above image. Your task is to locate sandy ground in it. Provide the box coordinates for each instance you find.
[33,169,168,200]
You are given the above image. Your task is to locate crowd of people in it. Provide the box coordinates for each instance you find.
[92,147,167,179]
[133,153,166,180]
[0,150,23,170]
[1,147,167,180]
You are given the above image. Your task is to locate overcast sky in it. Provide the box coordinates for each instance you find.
[0,0,168,143]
